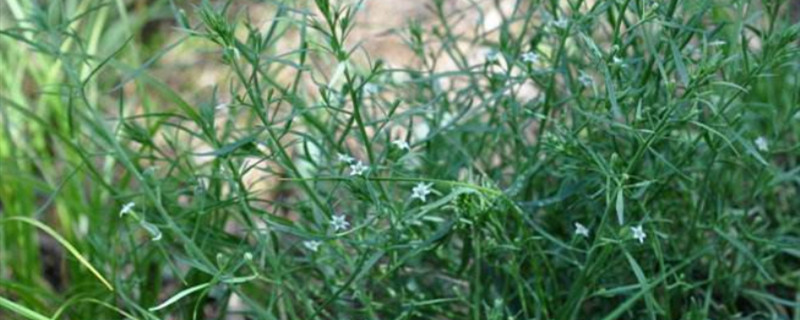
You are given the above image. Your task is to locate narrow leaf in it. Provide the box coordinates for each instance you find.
[669,40,690,86]
[0,297,49,320]
[149,282,212,312]
[3,217,114,291]
[616,189,625,225]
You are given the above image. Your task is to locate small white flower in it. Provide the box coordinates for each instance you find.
[330,214,350,231]
[754,136,769,152]
[303,240,321,252]
[551,17,569,29]
[411,182,434,202]
[349,161,368,176]
[337,153,355,163]
[631,225,647,244]
[120,202,135,217]
[363,83,380,95]
[440,112,456,128]
[485,50,500,63]
[392,140,410,150]
[244,252,253,260]
[574,222,590,238]
[612,56,625,67]
[578,71,593,87]
[521,51,539,64]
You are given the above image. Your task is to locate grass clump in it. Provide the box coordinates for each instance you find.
[1,0,799,319]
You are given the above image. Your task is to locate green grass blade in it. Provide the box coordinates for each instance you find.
[0,296,50,320]
[2,217,114,291]
[601,249,708,320]
[148,282,211,312]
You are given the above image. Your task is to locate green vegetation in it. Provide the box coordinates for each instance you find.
[1,0,798,319]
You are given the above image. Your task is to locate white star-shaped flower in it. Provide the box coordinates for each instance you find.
[120,202,135,217]
[331,214,350,231]
[303,240,321,252]
[363,83,380,95]
[485,50,500,63]
[349,161,368,176]
[337,153,355,163]
[392,140,410,150]
[578,71,593,87]
[551,17,569,29]
[411,182,434,202]
[441,112,456,128]
[521,51,539,64]
[754,136,769,152]
[574,222,590,238]
[631,225,647,244]
[612,56,626,67]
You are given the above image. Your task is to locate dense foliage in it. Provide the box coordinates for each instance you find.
[1,0,799,319]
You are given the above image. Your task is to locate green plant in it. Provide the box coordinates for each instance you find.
[1,0,798,319]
